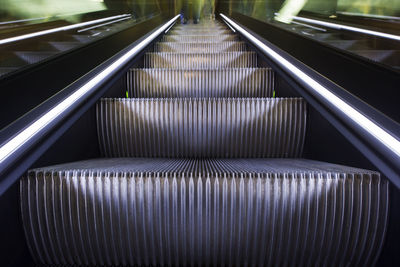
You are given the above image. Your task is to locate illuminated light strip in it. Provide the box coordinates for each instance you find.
[164,21,176,33]
[220,13,400,158]
[292,16,400,41]
[77,16,131,33]
[291,21,326,32]
[0,14,180,164]
[0,17,48,25]
[222,18,236,32]
[337,11,400,21]
[0,14,131,45]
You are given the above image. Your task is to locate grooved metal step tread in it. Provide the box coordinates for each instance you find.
[154,42,247,53]
[97,98,306,158]
[162,35,238,42]
[169,29,232,35]
[127,68,274,98]
[21,158,388,267]
[48,41,82,51]
[144,52,257,69]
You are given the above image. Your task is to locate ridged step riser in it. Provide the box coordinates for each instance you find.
[173,26,225,30]
[154,42,247,53]
[97,98,306,158]
[162,35,238,42]
[21,158,388,267]
[169,30,232,35]
[144,52,257,69]
[127,68,274,98]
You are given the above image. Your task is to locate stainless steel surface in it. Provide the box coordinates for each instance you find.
[127,68,274,98]
[20,18,389,267]
[97,98,306,158]
[144,52,257,69]
[15,51,58,64]
[21,158,389,266]
[162,35,238,42]
[154,42,247,53]
[168,29,232,35]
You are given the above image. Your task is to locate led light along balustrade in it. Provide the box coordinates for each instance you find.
[20,18,388,267]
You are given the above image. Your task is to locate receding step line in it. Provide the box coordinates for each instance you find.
[127,68,274,97]
[0,14,131,45]
[154,42,247,53]
[144,52,257,68]
[97,98,306,158]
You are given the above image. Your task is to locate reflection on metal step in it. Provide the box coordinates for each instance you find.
[20,158,388,267]
[0,67,18,77]
[144,52,257,68]
[97,98,306,158]
[71,34,94,43]
[325,40,372,50]
[0,53,27,67]
[14,51,58,64]
[127,68,274,97]
[162,35,238,42]
[351,50,400,65]
[154,42,247,53]
[48,41,82,51]
[310,33,346,41]
[169,29,232,35]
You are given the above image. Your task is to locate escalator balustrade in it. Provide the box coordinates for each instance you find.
[20,20,389,266]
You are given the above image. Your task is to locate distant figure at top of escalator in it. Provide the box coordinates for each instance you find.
[178,0,215,24]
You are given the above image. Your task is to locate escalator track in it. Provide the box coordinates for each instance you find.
[18,19,389,266]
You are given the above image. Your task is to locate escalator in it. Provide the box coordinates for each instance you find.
[16,19,390,266]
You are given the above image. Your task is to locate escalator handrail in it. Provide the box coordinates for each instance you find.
[220,13,400,188]
[0,14,180,197]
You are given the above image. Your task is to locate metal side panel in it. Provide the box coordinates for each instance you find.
[96,98,307,158]
[162,35,238,42]
[127,68,274,98]
[154,42,247,53]
[144,52,257,68]
[20,158,389,267]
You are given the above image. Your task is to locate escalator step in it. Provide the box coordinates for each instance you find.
[127,68,274,97]
[144,52,257,68]
[97,98,306,158]
[162,35,238,42]
[169,29,232,35]
[20,158,388,267]
[154,42,247,53]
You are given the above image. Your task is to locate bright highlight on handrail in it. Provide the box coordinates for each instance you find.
[0,14,180,165]
[0,14,131,45]
[292,16,400,41]
[77,16,132,33]
[220,13,400,159]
